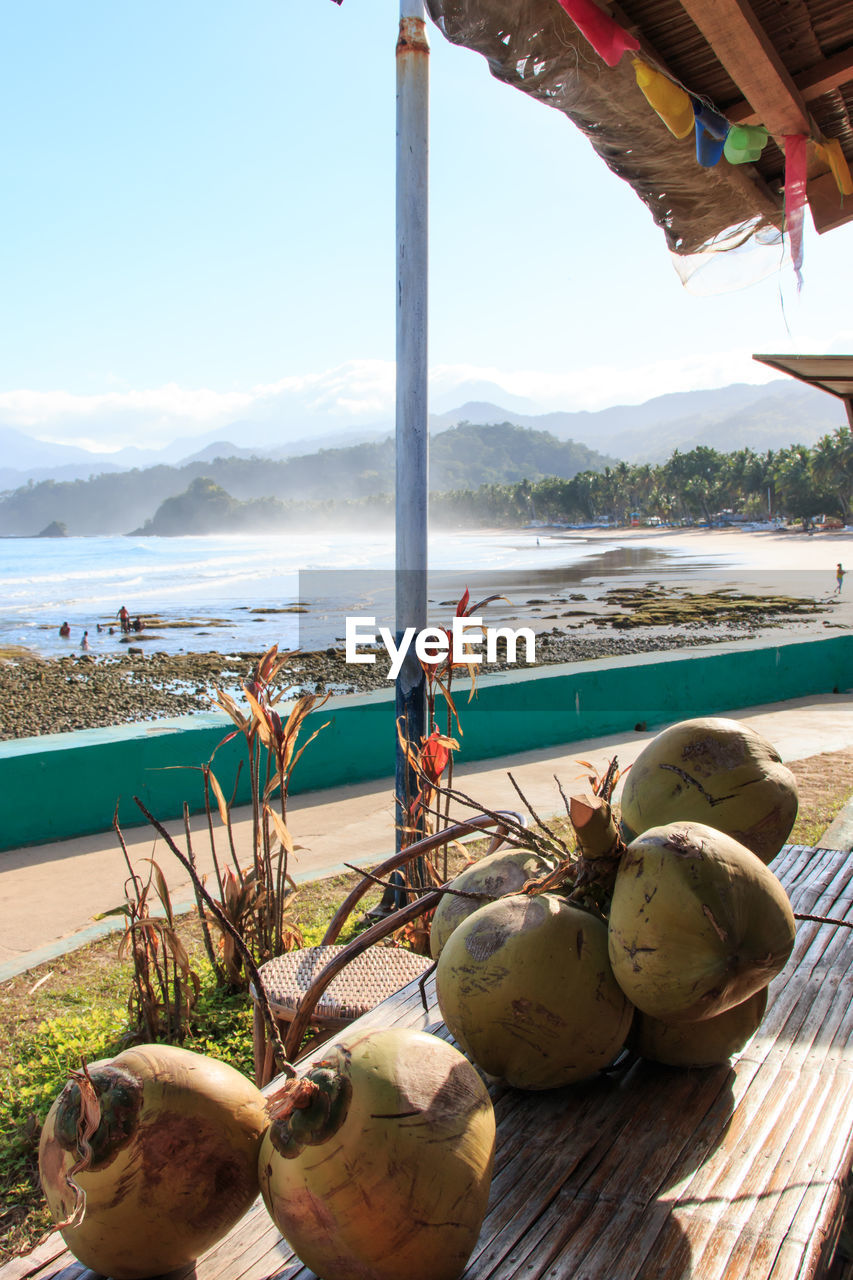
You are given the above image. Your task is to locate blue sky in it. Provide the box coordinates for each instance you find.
[1,0,852,449]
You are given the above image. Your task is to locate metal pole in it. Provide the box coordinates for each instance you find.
[395,0,429,856]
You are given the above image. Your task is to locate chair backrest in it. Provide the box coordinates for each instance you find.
[281,811,525,1061]
[321,810,525,945]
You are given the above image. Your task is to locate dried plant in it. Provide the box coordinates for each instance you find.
[189,644,326,986]
[389,590,509,942]
[398,589,508,867]
[99,815,200,1043]
[419,588,508,842]
[131,645,326,993]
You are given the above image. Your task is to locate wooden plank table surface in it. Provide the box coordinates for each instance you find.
[5,842,853,1280]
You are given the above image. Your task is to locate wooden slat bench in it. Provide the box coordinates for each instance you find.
[5,842,853,1280]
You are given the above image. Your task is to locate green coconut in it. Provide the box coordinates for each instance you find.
[429,847,554,959]
[39,1044,269,1280]
[436,892,634,1090]
[258,1027,495,1280]
[619,716,798,863]
[633,986,768,1067]
[608,821,795,1024]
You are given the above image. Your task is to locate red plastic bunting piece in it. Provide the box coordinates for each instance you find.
[783,134,808,289]
[555,0,640,66]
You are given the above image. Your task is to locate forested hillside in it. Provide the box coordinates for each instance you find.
[126,428,853,536]
[0,424,611,535]
[4,421,850,537]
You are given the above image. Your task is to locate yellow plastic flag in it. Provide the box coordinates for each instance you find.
[633,59,694,139]
[814,137,853,197]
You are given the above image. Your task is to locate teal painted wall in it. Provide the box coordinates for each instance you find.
[1,635,850,851]
[461,634,853,760]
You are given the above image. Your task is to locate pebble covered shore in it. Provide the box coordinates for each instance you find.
[0,617,819,741]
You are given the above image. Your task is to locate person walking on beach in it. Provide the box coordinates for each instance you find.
[118,605,130,633]
[836,563,846,594]
[59,621,70,638]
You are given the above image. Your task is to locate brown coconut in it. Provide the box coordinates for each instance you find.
[633,986,768,1067]
[429,847,553,959]
[436,892,633,1090]
[259,1027,495,1280]
[619,716,798,863]
[608,821,795,1023]
[39,1044,268,1280]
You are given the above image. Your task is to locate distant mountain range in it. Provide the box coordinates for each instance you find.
[430,380,843,461]
[0,377,844,493]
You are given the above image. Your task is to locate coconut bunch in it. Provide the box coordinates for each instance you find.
[36,716,799,1276]
[39,1031,497,1280]
[434,717,799,1086]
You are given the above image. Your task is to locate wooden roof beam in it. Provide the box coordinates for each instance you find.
[728,44,853,125]
[608,0,783,224]
[678,0,812,142]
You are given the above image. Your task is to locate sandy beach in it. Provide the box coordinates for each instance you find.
[573,523,853,575]
[1,524,850,741]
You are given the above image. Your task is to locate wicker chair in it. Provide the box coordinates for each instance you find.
[250,812,520,1085]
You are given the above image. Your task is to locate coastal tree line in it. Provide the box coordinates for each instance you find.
[432,427,853,529]
[136,428,853,534]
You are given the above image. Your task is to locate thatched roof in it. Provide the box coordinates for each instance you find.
[426,0,853,256]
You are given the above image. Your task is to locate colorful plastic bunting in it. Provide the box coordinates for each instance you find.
[633,59,694,138]
[692,99,730,167]
[554,0,639,66]
[723,124,768,165]
[556,10,849,285]
[814,137,853,197]
[783,134,808,289]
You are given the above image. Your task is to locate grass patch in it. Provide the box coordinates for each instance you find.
[786,749,853,847]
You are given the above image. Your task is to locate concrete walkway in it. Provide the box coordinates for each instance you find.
[2,690,852,982]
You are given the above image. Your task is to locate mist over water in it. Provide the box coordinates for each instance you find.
[0,528,731,659]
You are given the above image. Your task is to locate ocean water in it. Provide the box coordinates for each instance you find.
[0,528,722,659]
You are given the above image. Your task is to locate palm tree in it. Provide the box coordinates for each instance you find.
[773,446,827,526]
[811,427,853,522]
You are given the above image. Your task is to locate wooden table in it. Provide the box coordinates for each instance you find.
[6,843,853,1280]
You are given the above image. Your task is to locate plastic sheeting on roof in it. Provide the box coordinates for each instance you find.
[426,0,783,258]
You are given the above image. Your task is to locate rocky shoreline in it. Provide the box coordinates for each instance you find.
[0,586,834,740]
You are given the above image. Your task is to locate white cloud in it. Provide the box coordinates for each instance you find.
[0,362,401,452]
[0,384,256,449]
[0,345,830,454]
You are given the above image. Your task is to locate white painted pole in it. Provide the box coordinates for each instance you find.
[395,0,429,853]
